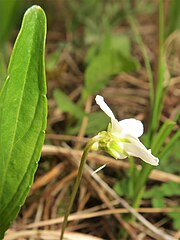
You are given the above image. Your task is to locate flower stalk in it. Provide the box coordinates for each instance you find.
[59,137,99,240]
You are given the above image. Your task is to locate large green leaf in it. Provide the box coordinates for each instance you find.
[0,5,47,238]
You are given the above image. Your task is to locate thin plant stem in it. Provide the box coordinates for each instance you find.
[126,11,154,111]
[132,164,152,207]
[159,130,180,159]
[150,0,165,137]
[128,156,136,198]
[59,137,99,240]
[132,0,165,209]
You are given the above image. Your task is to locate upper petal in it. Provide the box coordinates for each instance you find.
[118,118,144,138]
[95,95,115,120]
[123,136,159,166]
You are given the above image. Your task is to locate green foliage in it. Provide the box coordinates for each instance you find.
[46,49,61,72]
[152,197,165,208]
[0,53,7,90]
[158,140,180,174]
[85,112,109,135]
[65,0,124,45]
[131,117,178,208]
[0,0,23,91]
[54,89,110,136]
[151,120,175,155]
[159,130,180,159]
[144,182,180,230]
[0,5,47,238]
[144,182,180,199]
[128,0,178,213]
[84,34,139,95]
[150,0,165,137]
[0,0,23,44]
[52,3,179,233]
[168,212,180,230]
[53,2,139,135]
[114,178,133,199]
[66,0,102,32]
[53,89,84,119]
[68,111,109,136]
[46,44,65,72]
[167,0,180,36]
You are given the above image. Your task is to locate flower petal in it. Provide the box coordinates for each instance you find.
[111,118,122,136]
[118,118,144,138]
[123,136,159,166]
[116,152,127,159]
[95,95,115,119]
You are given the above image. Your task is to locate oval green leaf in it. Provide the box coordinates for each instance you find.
[0,5,47,238]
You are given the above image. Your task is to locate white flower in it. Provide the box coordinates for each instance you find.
[95,95,159,166]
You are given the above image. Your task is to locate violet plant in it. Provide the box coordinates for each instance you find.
[60,95,159,240]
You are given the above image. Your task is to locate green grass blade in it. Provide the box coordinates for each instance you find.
[151,120,175,155]
[150,0,165,135]
[159,130,180,159]
[0,6,47,238]
[167,0,180,36]
[126,14,154,110]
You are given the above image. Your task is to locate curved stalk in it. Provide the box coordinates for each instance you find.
[60,137,99,240]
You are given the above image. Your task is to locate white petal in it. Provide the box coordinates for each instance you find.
[118,118,144,138]
[111,119,122,136]
[123,136,159,166]
[95,95,115,119]
[116,152,127,159]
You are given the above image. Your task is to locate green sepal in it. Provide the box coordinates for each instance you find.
[109,140,128,157]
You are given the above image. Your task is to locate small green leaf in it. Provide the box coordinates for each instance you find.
[68,111,109,135]
[144,186,163,199]
[168,211,180,230]
[144,182,180,200]
[160,182,180,197]
[84,34,139,95]
[53,89,84,119]
[0,6,47,238]
[114,178,133,199]
[85,112,109,135]
[46,45,65,72]
[152,197,165,208]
